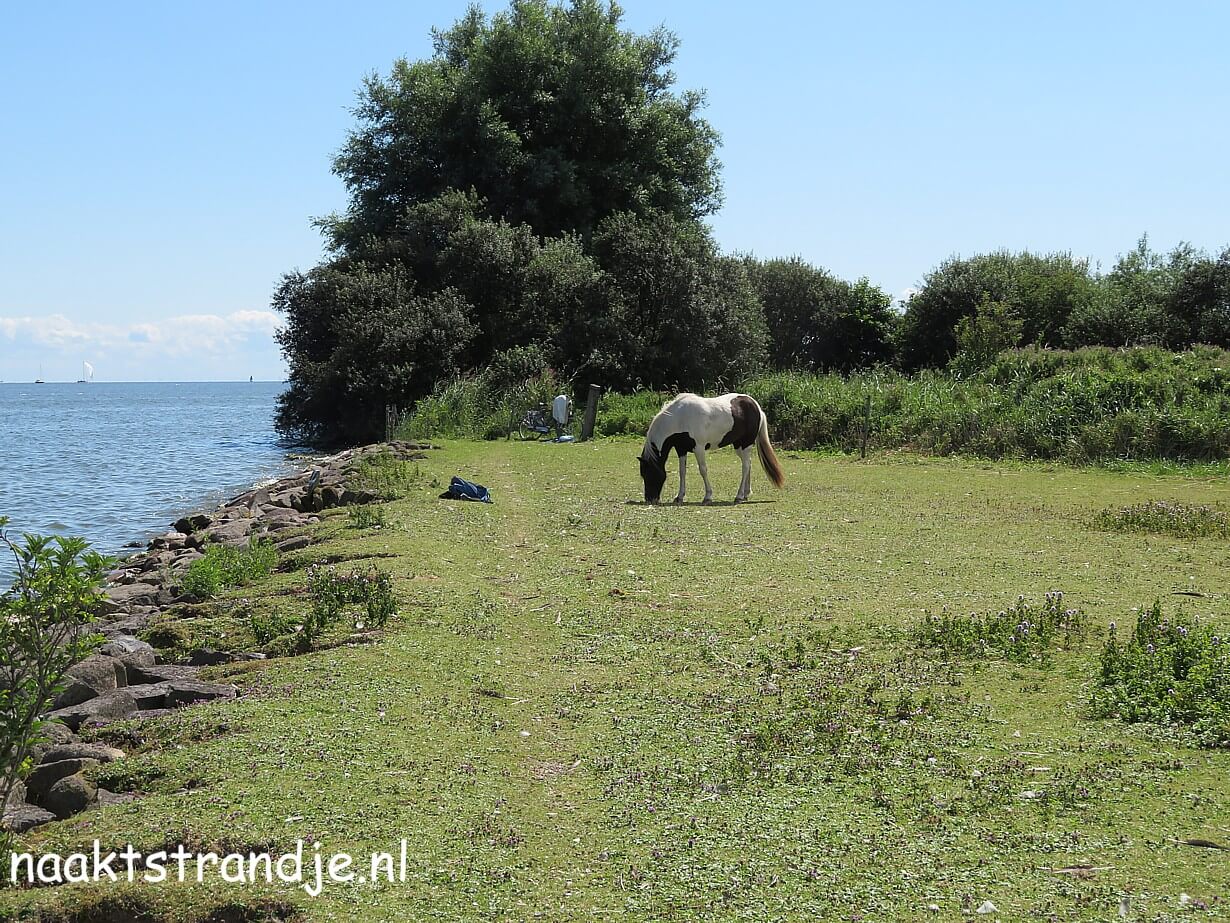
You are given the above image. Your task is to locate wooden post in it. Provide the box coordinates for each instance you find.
[385,404,398,443]
[860,393,871,459]
[580,383,602,441]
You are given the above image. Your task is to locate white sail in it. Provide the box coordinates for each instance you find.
[83,361,94,382]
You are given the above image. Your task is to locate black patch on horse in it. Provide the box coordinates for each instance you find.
[719,395,760,449]
[661,431,696,457]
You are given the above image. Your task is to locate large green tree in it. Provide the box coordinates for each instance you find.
[896,250,1097,369]
[745,257,896,371]
[276,0,733,445]
[324,0,721,248]
[1064,238,1230,349]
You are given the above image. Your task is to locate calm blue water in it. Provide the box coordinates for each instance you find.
[0,382,306,585]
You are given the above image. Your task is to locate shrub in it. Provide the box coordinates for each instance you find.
[180,539,278,600]
[400,360,564,441]
[745,256,896,372]
[0,518,110,852]
[350,450,427,498]
[912,592,1087,663]
[1094,500,1230,539]
[300,564,398,651]
[250,609,298,647]
[1092,602,1230,746]
[347,504,388,530]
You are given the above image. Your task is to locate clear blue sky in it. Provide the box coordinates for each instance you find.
[2,1,1227,382]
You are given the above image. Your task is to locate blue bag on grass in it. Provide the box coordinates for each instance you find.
[441,476,492,503]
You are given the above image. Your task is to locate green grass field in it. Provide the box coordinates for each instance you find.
[7,441,1230,922]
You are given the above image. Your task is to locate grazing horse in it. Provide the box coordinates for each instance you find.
[639,393,785,504]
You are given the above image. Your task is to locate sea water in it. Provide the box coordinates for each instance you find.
[0,381,305,586]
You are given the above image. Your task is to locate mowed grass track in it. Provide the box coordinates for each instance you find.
[9,441,1230,921]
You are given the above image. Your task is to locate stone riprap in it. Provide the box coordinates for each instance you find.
[2,441,427,834]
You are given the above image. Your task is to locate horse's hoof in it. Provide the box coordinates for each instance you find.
[701,497,713,506]
[672,497,683,505]
[734,496,745,504]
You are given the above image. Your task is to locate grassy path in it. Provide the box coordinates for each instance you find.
[7,441,1230,921]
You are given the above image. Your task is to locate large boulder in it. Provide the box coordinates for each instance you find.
[47,690,139,731]
[149,531,188,551]
[24,758,101,804]
[96,612,157,639]
[3,802,57,832]
[276,535,312,553]
[125,663,200,685]
[202,519,253,547]
[53,654,128,708]
[171,548,204,570]
[104,582,161,608]
[140,550,179,573]
[40,743,125,765]
[43,774,98,819]
[174,513,212,535]
[188,650,265,667]
[162,680,238,708]
[99,636,157,671]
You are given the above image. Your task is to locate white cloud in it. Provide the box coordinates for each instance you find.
[0,312,285,381]
[0,310,282,358]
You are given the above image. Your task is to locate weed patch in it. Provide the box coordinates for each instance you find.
[181,539,278,600]
[912,592,1087,662]
[300,564,398,651]
[1092,601,1230,746]
[1093,499,1230,538]
[350,452,424,500]
[347,504,388,530]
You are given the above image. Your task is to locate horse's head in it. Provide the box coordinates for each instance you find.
[639,444,666,503]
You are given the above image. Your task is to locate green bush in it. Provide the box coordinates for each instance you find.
[401,345,1230,464]
[300,564,398,651]
[347,504,388,530]
[912,592,1087,663]
[0,518,110,853]
[1094,500,1230,539]
[400,355,565,441]
[351,451,426,500]
[180,539,278,600]
[249,608,298,647]
[1092,602,1230,747]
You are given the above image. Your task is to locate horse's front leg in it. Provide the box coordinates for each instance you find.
[694,447,714,504]
[674,453,686,504]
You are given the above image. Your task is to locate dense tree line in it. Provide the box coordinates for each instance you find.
[274,0,1230,446]
[897,239,1230,371]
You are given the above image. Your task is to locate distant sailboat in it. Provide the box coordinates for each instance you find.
[34,363,45,384]
[77,361,94,384]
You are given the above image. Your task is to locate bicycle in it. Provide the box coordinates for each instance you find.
[515,396,573,441]
[517,403,556,440]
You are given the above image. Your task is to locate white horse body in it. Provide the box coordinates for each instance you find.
[639,392,785,504]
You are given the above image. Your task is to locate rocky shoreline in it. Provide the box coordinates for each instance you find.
[3,441,427,835]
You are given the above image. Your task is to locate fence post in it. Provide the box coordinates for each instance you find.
[385,404,398,443]
[580,383,602,441]
[860,393,871,459]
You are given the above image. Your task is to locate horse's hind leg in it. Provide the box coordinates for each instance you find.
[674,454,686,504]
[736,447,752,502]
[694,447,714,504]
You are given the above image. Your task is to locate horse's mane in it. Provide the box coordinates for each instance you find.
[643,400,683,464]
